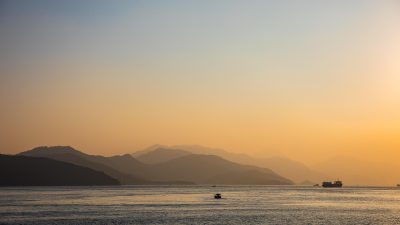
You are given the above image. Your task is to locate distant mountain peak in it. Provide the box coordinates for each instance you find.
[109,153,137,161]
[19,146,85,157]
[33,145,75,151]
[136,147,191,164]
[122,153,134,158]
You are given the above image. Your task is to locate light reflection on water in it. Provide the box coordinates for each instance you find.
[1,185,400,224]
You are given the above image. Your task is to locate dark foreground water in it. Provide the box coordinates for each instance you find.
[1,185,400,225]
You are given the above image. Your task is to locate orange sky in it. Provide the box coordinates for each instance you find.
[1,0,400,165]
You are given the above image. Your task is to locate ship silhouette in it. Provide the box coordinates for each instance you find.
[322,180,343,188]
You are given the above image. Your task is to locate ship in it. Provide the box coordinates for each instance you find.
[322,180,343,188]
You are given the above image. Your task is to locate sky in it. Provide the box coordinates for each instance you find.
[1,0,400,164]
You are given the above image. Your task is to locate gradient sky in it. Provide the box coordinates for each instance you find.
[1,0,399,163]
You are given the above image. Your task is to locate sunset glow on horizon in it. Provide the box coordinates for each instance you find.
[1,0,400,165]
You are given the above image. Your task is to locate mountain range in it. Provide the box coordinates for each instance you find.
[19,146,152,184]
[10,146,293,186]
[134,145,325,184]
[135,145,400,186]
[4,145,399,186]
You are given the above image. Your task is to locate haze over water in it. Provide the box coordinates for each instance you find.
[1,186,400,225]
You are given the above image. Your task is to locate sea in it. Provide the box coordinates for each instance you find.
[1,185,400,225]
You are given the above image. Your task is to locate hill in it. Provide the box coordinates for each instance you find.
[20,146,85,157]
[19,146,153,184]
[134,145,324,184]
[136,147,191,164]
[144,154,293,185]
[20,146,293,185]
[19,146,191,185]
[0,154,119,186]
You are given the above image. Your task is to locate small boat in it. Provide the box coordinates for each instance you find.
[313,184,319,187]
[214,193,222,199]
[211,185,217,187]
[322,180,343,188]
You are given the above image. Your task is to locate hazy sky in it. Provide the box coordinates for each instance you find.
[1,0,399,163]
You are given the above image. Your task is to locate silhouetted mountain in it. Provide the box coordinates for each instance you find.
[136,148,191,164]
[31,153,149,185]
[19,146,151,184]
[0,154,119,186]
[168,145,249,163]
[174,145,325,183]
[20,146,85,157]
[20,146,292,185]
[132,144,168,157]
[144,154,293,185]
[91,154,148,177]
[21,146,147,171]
[19,146,191,185]
[134,145,324,184]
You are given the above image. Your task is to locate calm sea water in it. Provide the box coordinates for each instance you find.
[1,185,400,225]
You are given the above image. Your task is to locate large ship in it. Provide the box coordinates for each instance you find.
[322,180,343,188]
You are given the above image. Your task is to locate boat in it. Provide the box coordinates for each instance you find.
[322,180,343,188]
[211,185,217,187]
[214,193,222,199]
